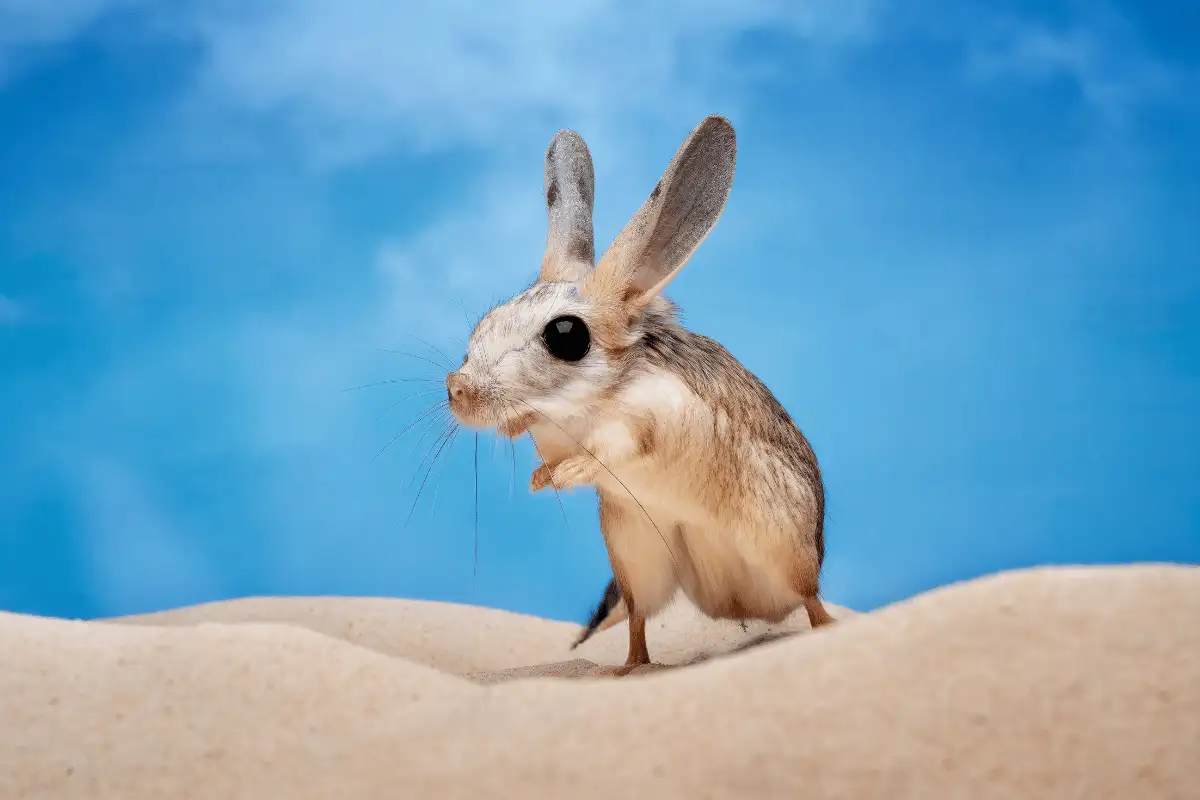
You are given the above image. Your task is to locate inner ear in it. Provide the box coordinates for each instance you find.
[588,115,736,303]
[539,129,596,283]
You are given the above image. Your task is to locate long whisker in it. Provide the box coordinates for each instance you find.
[375,387,445,423]
[403,426,459,531]
[400,333,457,372]
[453,295,476,334]
[507,436,516,500]
[527,433,571,530]
[403,409,452,465]
[398,422,451,503]
[505,397,571,531]
[427,422,460,518]
[375,348,451,373]
[372,400,449,462]
[404,417,454,492]
[513,398,677,567]
[344,378,439,392]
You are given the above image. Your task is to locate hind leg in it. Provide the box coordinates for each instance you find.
[792,550,836,630]
[597,490,677,675]
[803,595,836,628]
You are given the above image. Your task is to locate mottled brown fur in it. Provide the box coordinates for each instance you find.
[566,120,828,664]
[638,308,823,552]
[448,116,834,672]
[598,299,825,558]
[635,421,656,457]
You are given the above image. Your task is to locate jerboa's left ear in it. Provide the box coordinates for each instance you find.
[587,115,736,303]
[538,129,596,283]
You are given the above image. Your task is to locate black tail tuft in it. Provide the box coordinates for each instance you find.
[571,578,621,649]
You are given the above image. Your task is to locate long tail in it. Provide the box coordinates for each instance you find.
[570,578,628,649]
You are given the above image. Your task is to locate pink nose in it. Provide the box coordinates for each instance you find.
[446,371,470,402]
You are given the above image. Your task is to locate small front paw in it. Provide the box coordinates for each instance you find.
[530,463,554,492]
[530,456,596,492]
[550,455,597,490]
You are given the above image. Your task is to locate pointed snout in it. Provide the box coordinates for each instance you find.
[446,371,470,403]
[446,369,530,435]
[445,370,482,424]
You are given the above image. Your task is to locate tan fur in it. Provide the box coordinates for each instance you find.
[497,412,536,439]
[635,419,656,457]
[538,251,577,283]
[598,491,665,671]
[804,595,836,628]
[575,292,633,357]
[580,260,630,306]
[529,351,828,667]
[626,614,650,667]
[449,116,833,672]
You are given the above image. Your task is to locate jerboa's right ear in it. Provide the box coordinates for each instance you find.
[538,129,596,283]
[586,115,736,305]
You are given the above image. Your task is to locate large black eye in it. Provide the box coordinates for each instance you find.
[542,315,590,362]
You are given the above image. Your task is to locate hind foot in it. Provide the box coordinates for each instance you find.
[595,661,665,678]
[804,596,836,628]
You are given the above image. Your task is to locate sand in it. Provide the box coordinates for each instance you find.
[2,564,1197,798]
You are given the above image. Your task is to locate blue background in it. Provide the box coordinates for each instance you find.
[2,1,1197,622]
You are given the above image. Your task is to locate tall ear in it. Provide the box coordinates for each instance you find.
[538,129,596,283]
[587,115,736,303]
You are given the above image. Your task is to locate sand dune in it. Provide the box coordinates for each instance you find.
[111,591,857,679]
[2,564,1197,798]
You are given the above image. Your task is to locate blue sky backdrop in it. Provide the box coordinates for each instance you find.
[1,0,1197,622]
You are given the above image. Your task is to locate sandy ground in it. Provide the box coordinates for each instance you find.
[2,564,1197,798]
